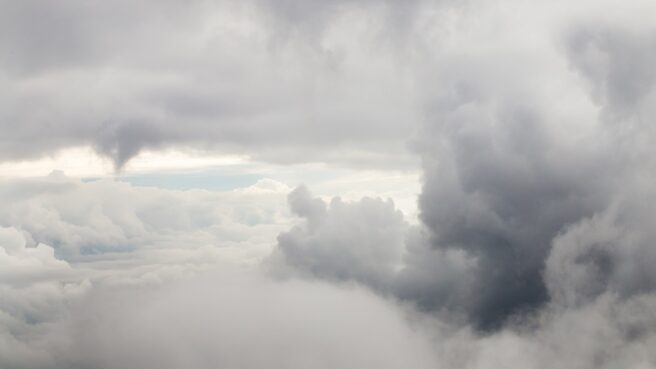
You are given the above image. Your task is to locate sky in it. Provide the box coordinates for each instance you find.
[2,0,656,368]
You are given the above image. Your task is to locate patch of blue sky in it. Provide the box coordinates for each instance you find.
[82,163,356,192]
[115,170,263,191]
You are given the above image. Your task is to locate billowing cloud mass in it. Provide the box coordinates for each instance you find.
[2,0,656,368]
[267,0,656,331]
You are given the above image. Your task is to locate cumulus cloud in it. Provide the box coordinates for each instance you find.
[0,226,89,369]
[0,172,292,261]
[267,183,656,367]
[270,186,479,323]
[3,0,656,367]
[2,176,656,368]
[411,0,656,330]
[545,185,656,309]
[264,0,656,335]
[270,185,407,288]
[0,227,73,285]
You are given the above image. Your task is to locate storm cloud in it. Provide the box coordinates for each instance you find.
[2,0,656,368]
[0,0,426,169]
[267,0,656,334]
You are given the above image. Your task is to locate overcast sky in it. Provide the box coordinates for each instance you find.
[2,0,656,368]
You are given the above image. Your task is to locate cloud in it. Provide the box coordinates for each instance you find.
[0,227,73,285]
[545,184,656,309]
[264,0,656,333]
[2,0,656,367]
[269,185,407,290]
[267,184,656,367]
[0,0,425,170]
[411,0,656,330]
[0,172,292,261]
[56,271,439,369]
[2,176,656,368]
[3,247,656,369]
[0,226,89,369]
[269,186,476,322]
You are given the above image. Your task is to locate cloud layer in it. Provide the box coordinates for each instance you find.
[0,172,292,261]
[0,0,427,169]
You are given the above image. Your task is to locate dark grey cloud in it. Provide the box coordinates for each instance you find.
[269,0,656,333]
[545,182,656,309]
[420,13,656,330]
[414,95,625,328]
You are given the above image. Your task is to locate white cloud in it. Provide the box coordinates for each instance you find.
[0,173,293,263]
[57,271,440,369]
